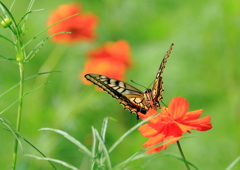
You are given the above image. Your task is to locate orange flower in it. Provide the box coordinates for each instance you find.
[47,3,98,44]
[87,40,132,68]
[80,40,132,86]
[138,97,212,153]
[80,58,126,85]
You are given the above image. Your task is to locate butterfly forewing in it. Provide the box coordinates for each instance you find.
[84,74,148,113]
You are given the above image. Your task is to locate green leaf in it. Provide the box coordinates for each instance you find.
[0,34,15,45]
[100,117,109,142]
[9,0,16,11]
[0,118,23,153]
[18,9,45,29]
[0,121,57,170]
[226,156,240,170]
[20,0,35,32]
[96,117,110,167]
[26,154,78,170]
[108,113,159,153]
[39,128,92,157]
[0,54,16,63]
[159,153,199,170]
[113,138,183,169]
[22,13,80,49]
[113,151,151,169]
[94,128,112,169]
[0,71,60,98]
[91,126,97,170]
[24,32,70,63]
[0,81,50,115]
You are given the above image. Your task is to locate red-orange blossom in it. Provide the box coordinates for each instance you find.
[47,3,98,44]
[81,40,132,85]
[138,97,212,153]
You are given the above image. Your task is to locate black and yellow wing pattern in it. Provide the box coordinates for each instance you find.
[84,43,174,114]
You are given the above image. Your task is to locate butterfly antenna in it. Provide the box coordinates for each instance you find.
[161,100,168,107]
[130,79,148,90]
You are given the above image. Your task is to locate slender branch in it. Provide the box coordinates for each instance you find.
[177,141,191,170]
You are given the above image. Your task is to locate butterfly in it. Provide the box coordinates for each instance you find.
[84,43,174,115]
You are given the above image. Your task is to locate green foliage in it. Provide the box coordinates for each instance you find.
[32,117,197,170]
[0,0,240,169]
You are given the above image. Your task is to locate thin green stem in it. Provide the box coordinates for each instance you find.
[0,2,26,169]
[12,61,24,170]
[177,141,190,170]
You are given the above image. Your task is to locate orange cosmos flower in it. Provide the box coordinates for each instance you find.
[81,58,126,85]
[138,97,212,154]
[87,40,132,68]
[47,3,98,44]
[81,40,132,85]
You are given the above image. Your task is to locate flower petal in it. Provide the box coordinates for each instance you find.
[144,135,181,154]
[88,40,132,68]
[142,133,165,147]
[184,116,212,131]
[176,115,212,132]
[183,109,203,121]
[168,97,189,120]
[138,124,159,137]
[137,109,158,122]
[80,58,126,85]
[47,3,98,44]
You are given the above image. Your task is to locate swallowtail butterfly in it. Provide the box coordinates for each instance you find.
[85,43,174,115]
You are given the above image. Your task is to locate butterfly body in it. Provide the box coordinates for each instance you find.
[84,43,174,115]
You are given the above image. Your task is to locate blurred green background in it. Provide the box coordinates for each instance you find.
[1,0,240,169]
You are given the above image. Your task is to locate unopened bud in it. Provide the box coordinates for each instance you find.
[1,17,12,28]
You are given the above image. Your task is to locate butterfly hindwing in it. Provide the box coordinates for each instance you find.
[152,43,174,102]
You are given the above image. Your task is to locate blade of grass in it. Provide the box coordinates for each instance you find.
[24,32,70,63]
[9,0,16,11]
[113,151,151,170]
[100,117,109,142]
[98,117,109,165]
[226,156,240,170]
[0,71,60,98]
[159,153,199,170]
[26,154,78,170]
[0,81,50,115]
[94,128,112,170]
[40,128,91,157]
[0,34,15,45]
[0,123,57,170]
[21,0,35,32]
[0,54,16,63]
[108,113,158,153]
[113,137,181,169]
[91,126,97,170]
[18,9,44,27]
[0,118,23,153]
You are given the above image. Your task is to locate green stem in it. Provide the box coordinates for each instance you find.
[177,141,190,170]
[12,61,24,170]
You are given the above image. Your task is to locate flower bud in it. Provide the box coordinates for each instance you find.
[1,17,12,28]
